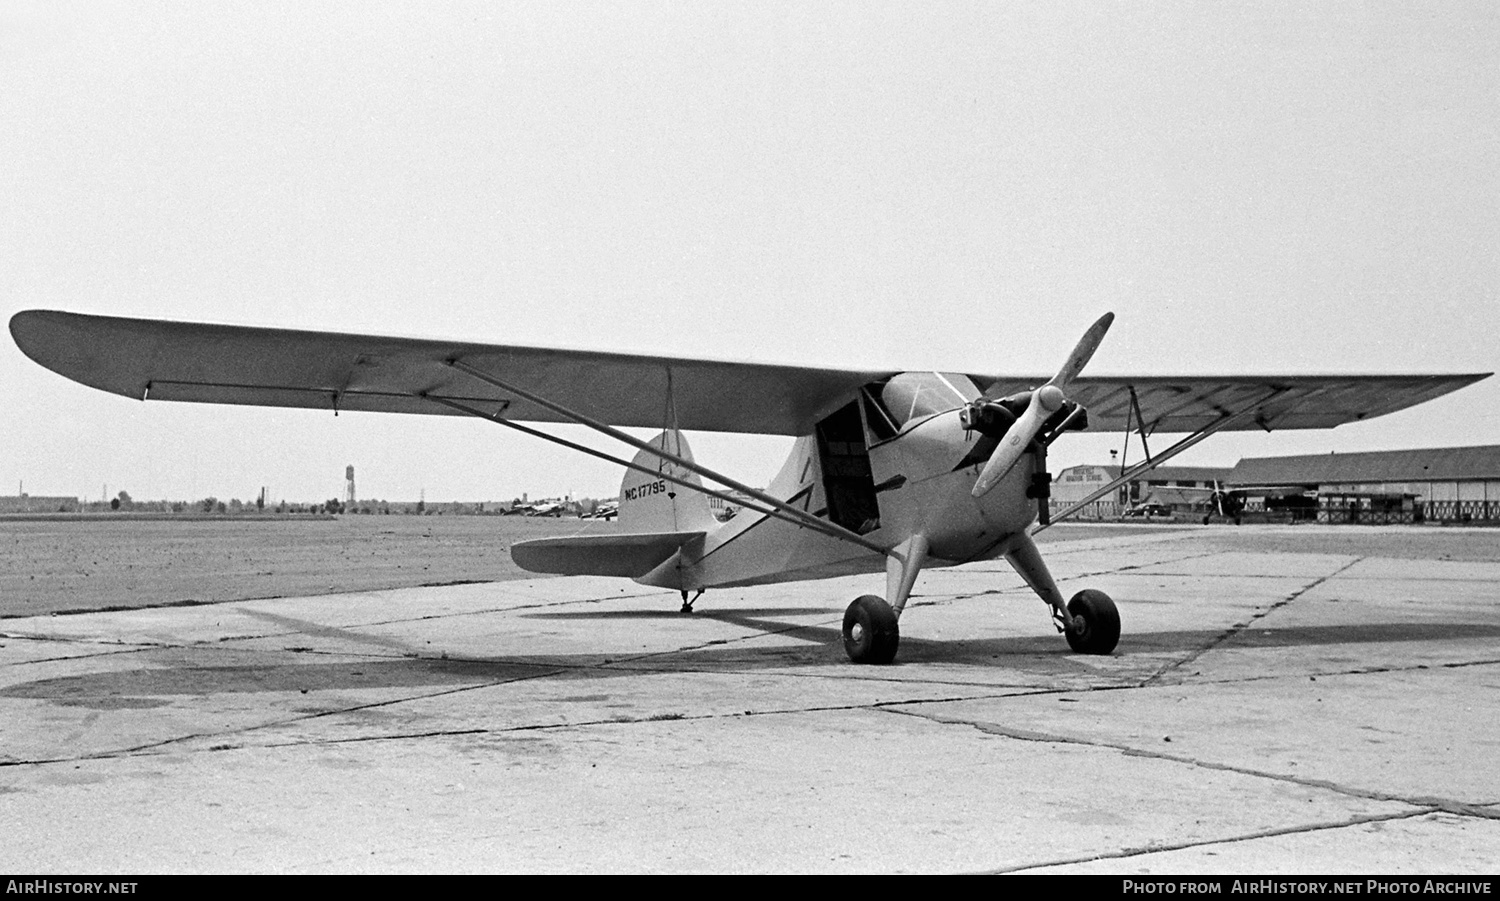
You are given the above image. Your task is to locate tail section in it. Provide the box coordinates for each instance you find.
[620,431,718,533]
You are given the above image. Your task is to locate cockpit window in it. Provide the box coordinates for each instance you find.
[869,372,978,433]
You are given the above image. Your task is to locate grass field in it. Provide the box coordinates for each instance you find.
[2,515,1494,618]
[0,515,613,617]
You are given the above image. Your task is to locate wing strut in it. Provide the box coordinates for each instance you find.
[1128,385,1153,464]
[1037,388,1290,532]
[433,362,895,558]
[421,392,858,543]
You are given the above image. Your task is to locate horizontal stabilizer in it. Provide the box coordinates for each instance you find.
[511,531,705,578]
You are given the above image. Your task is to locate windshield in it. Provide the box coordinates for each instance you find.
[873,372,978,432]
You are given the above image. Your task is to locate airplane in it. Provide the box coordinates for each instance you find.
[8,309,1489,664]
[1141,480,1318,522]
[582,501,619,521]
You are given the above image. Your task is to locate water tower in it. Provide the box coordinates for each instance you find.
[345,465,356,505]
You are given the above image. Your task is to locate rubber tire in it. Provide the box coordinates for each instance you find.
[1064,589,1120,655]
[843,595,900,664]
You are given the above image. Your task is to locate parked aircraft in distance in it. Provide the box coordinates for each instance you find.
[10,310,1488,663]
[502,501,565,517]
[582,502,619,521]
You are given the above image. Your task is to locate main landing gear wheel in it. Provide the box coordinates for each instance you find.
[843,595,899,664]
[1064,589,1120,655]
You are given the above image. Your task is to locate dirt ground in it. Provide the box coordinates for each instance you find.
[3,516,1493,619]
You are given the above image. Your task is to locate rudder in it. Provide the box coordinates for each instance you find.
[619,431,718,533]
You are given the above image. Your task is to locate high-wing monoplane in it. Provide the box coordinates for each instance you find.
[9,310,1489,663]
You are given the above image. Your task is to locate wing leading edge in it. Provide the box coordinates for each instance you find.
[973,373,1490,434]
[9,310,888,436]
[11,310,1488,436]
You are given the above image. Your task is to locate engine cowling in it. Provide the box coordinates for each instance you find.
[959,398,1022,439]
[961,394,1088,442]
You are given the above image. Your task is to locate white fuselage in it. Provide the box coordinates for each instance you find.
[640,403,1040,592]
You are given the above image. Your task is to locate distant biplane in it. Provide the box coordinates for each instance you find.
[10,310,1488,663]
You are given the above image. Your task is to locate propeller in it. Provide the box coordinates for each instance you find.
[970,311,1115,498]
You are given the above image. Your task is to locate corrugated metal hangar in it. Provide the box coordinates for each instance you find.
[1229,445,1500,524]
[1052,445,1500,524]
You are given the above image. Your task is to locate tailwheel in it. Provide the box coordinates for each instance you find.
[843,595,899,664]
[1064,589,1120,655]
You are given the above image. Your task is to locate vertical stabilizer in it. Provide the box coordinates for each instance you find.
[619,431,718,533]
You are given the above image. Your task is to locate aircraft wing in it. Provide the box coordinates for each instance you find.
[9,310,888,436]
[11,311,1487,437]
[973,373,1490,434]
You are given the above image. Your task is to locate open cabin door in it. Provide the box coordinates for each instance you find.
[815,401,880,534]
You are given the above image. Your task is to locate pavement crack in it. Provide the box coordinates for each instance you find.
[994,808,1441,874]
[194,589,666,648]
[883,704,1124,751]
[0,640,176,668]
[1143,556,1365,686]
[1181,656,1500,689]
[885,702,1492,822]
[0,667,574,766]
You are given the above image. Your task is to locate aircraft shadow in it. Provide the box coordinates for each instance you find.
[523,606,828,621]
[0,656,560,702]
[4,618,1495,703]
[1175,620,1500,649]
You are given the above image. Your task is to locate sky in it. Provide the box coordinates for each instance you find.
[3,1,1497,505]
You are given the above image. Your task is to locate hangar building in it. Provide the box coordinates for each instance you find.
[1050,464,1233,518]
[0,494,81,514]
[1228,445,1500,524]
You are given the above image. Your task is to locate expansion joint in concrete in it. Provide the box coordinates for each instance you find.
[995,808,1442,874]
[1143,556,1366,686]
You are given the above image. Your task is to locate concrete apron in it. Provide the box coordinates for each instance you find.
[0,527,1495,873]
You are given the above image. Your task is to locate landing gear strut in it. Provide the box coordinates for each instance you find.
[680,589,704,613]
[1003,531,1121,655]
[842,595,899,664]
[841,534,927,664]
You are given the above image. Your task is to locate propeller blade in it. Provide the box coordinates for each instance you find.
[971,311,1114,498]
[976,311,1115,401]
[1047,311,1114,391]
